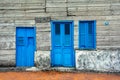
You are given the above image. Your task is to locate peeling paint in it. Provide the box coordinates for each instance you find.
[35,51,50,69]
[76,50,120,72]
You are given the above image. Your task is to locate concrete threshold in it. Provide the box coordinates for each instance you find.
[0,67,120,74]
[50,67,75,72]
[0,67,75,72]
[26,67,76,72]
[0,67,26,72]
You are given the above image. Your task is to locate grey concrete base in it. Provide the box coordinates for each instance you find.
[35,50,120,72]
[26,67,40,71]
[76,50,120,72]
[35,51,50,69]
[0,67,26,72]
[34,51,76,72]
[51,67,75,72]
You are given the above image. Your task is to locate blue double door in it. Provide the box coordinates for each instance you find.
[51,21,75,67]
[16,27,36,67]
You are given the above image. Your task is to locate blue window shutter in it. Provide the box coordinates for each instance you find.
[88,22,93,48]
[79,21,86,49]
[79,20,96,49]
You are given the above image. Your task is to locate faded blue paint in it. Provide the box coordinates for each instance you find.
[16,27,36,67]
[79,20,96,49]
[51,20,75,67]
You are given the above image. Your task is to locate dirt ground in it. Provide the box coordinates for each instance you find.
[0,71,120,80]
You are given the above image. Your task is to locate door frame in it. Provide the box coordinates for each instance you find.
[16,26,36,67]
[50,20,75,67]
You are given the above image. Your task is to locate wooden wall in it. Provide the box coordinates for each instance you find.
[0,0,120,66]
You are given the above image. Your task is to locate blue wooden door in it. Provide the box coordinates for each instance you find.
[51,21,75,67]
[16,27,36,67]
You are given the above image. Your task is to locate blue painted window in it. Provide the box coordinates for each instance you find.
[65,24,70,35]
[79,20,96,49]
[55,24,60,35]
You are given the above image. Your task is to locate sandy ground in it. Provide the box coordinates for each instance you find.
[0,71,120,80]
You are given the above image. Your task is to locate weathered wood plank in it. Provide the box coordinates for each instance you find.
[68,0,89,2]
[15,20,35,24]
[0,0,19,3]
[67,3,88,7]
[23,0,45,3]
[15,20,35,26]
[0,42,15,50]
[0,27,15,32]
[97,31,110,36]
[36,23,50,27]
[0,50,15,55]
[36,31,51,50]
[68,7,87,11]
[87,4,111,7]
[46,7,66,12]
[111,5,120,10]
[0,50,15,66]
[46,0,67,3]
[25,12,67,17]
[68,6,110,12]
[106,16,120,20]
[88,6,110,11]
[97,26,110,31]
[88,0,111,4]
[97,46,120,49]
[68,0,118,3]
[21,3,45,8]
[0,54,15,60]
[51,16,107,21]
[110,0,120,3]
[68,10,111,16]
[88,11,111,16]
[25,9,45,13]
[97,36,120,39]
[97,41,110,46]
[68,11,88,16]
[0,0,45,3]
[46,2,66,7]
[111,10,120,15]
[0,3,45,9]
[0,35,15,42]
